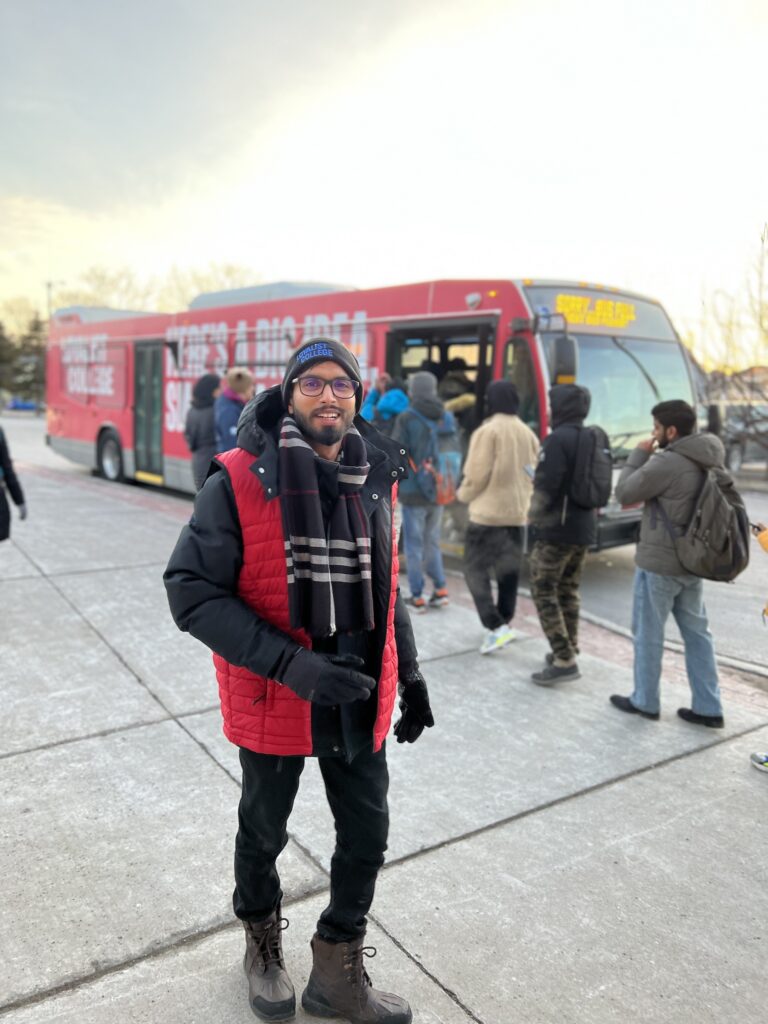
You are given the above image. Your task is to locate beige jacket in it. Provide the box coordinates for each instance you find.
[457,413,540,526]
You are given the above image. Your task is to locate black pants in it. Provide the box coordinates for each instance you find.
[463,523,523,630]
[233,743,389,942]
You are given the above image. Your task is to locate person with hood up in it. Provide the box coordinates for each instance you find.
[392,371,459,612]
[164,338,432,1024]
[528,384,596,684]
[610,400,727,728]
[361,373,410,435]
[457,381,539,654]
[215,366,255,452]
[0,425,27,542]
[184,372,221,490]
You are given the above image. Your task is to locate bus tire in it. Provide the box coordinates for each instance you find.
[97,429,124,482]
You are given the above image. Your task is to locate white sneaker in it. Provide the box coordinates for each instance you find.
[479,625,518,655]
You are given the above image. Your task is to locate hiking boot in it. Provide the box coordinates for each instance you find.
[301,933,412,1024]
[405,595,427,614]
[750,751,768,773]
[243,910,295,1022]
[480,625,518,655]
[531,662,580,685]
[609,695,660,720]
[677,707,724,729]
[428,588,450,608]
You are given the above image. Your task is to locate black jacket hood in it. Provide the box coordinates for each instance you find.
[550,384,591,428]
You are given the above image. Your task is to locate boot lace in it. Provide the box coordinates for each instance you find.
[344,944,376,987]
[247,916,289,971]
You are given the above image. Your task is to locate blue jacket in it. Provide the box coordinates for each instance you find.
[214,393,247,452]
[361,387,409,424]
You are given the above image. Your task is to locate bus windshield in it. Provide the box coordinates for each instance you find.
[541,333,693,457]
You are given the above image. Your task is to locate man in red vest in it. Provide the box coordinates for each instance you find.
[165,338,433,1024]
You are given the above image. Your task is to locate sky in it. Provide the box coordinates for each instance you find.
[1,0,766,353]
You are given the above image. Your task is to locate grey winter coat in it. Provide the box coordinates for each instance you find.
[615,432,730,575]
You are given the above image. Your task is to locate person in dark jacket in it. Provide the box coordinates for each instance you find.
[164,338,432,1024]
[609,400,727,727]
[0,426,27,542]
[528,384,596,684]
[184,372,221,490]
[214,367,254,452]
[391,371,459,612]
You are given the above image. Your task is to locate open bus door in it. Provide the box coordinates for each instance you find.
[385,317,496,552]
[133,342,164,484]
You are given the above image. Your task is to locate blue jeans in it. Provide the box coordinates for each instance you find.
[402,505,445,598]
[630,568,722,717]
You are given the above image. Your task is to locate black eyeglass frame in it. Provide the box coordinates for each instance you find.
[291,375,360,399]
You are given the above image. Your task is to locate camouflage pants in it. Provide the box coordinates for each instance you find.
[528,541,588,662]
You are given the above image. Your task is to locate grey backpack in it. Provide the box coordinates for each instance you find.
[653,463,750,582]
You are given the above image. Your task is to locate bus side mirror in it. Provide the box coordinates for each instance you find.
[707,403,722,435]
[552,334,578,384]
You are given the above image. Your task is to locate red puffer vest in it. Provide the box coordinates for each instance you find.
[213,447,400,756]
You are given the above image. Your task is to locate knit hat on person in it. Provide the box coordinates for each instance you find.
[407,371,438,401]
[281,337,364,412]
[225,366,254,396]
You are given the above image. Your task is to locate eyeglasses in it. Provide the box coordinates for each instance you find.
[292,375,359,399]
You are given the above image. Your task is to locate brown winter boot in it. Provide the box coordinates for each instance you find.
[242,908,296,1021]
[301,933,412,1024]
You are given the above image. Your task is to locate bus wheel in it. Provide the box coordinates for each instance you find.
[97,430,124,482]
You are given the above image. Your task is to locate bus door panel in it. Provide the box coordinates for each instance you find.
[503,337,541,437]
[134,342,164,480]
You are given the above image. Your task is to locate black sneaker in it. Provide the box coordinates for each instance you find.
[609,694,660,720]
[677,707,724,729]
[531,663,580,686]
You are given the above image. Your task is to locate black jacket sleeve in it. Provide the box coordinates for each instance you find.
[163,468,301,681]
[529,432,569,523]
[393,587,418,671]
[0,429,25,506]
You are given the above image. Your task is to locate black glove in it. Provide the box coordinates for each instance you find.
[281,649,376,706]
[393,665,434,744]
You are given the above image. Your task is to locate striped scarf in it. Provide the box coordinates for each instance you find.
[278,415,374,637]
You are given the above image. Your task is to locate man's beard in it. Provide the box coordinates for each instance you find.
[657,430,670,449]
[292,406,351,448]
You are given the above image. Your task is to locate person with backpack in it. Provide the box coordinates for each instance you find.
[610,399,737,728]
[392,371,460,612]
[528,384,602,684]
[457,380,540,654]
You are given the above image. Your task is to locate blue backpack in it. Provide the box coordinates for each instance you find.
[406,408,462,505]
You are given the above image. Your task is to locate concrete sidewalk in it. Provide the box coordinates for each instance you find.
[1,461,767,1023]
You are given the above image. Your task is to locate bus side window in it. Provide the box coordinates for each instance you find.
[504,339,540,434]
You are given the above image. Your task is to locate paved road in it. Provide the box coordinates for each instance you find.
[6,413,765,671]
[2,410,768,1023]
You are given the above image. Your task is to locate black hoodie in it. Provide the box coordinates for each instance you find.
[529,384,597,546]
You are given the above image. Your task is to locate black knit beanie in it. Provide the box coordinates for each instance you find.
[281,338,364,412]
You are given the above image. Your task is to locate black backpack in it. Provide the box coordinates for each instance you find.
[569,426,613,509]
[653,463,750,582]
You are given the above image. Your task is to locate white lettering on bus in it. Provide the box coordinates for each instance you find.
[164,379,194,433]
[65,364,115,396]
[61,334,110,364]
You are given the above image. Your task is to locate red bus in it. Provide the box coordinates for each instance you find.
[46,278,697,548]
